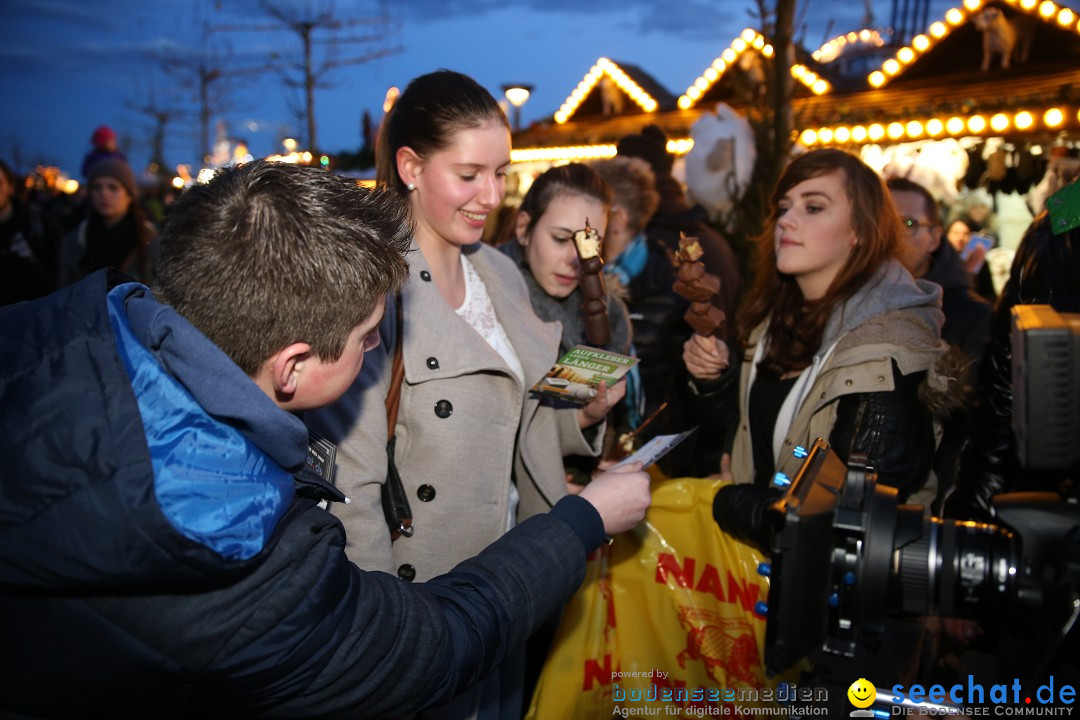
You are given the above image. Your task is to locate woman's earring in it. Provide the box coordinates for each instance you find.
[407,182,415,191]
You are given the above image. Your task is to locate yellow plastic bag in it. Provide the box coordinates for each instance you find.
[527,476,787,719]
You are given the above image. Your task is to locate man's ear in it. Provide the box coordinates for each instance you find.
[267,342,312,399]
[396,146,423,189]
[515,210,531,245]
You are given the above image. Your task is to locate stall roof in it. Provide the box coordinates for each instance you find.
[678,28,836,110]
[552,58,676,125]
[866,0,1080,89]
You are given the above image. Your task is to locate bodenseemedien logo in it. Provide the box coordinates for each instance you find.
[847,678,876,717]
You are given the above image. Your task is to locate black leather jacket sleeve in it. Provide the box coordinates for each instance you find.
[713,360,936,552]
[946,213,1080,521]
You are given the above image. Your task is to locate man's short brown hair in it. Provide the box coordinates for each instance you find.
[154,161,411,375]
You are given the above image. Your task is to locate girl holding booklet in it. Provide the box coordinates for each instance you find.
[307,70,630,720]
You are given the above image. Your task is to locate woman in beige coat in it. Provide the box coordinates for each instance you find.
[307,70,623,720]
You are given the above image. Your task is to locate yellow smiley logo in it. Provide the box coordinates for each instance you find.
[848,677,876,708]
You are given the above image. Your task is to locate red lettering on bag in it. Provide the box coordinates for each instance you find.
[655,553,694,588]
[655,554,761,613]
[695,563,725,602]
[582,654,612,691]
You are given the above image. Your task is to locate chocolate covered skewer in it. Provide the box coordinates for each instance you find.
[573,218,611,346]
[672,233,726,337]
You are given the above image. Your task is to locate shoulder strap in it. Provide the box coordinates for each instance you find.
[385,294,405,440]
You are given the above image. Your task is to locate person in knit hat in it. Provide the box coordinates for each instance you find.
[59,157,155,286]
[80,125,128,178]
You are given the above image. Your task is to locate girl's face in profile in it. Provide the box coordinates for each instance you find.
[774,169,857,300]
[405,119,511,249]
[518,191,608,299]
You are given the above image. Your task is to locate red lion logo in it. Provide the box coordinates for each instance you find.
[675,606,762,688]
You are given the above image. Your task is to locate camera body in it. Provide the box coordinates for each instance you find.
[760,306,1080,680]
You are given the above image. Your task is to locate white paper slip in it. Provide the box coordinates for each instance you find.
[613,428,697,470]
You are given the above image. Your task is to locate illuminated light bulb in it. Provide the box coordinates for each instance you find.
[733,38,748,52]
[906,120,925,138]
[1039,1,1056,18]
[990,113,1010,132]
[884,59,901,75]
[644,99,657,112]
[1044,107,1064,127]
[835,126,852,143]
[1019,0,1036,9]
[819,127,834,144]
[926,118,945,136]
[869,71,886,87]
[713,58,727,72]
[852,125,868,142]
[695,76,709,90]
[963,0,982,10]
[1014,111,1034,129]
[898,47,915,63]
[791,64,807,78]
[742,28,757,42]
[913,35,930,52]
[753,35,765,49]
[930,22,948,37]
[800,129,818,145]
[869,123,886,141]
[860,29,872,41]
[678,96,693,110]
[887,122,905,139]
[688,86,702,100]
[171,176,184,190]
[723,48,737,63]
[763,45,774,57]
[848,31,858,42]
[1058,8,1075,24]
[968,115,987,133]
[946,116,965,134]
[705,67,719,82]
[555,111,567,124]
[946,8,965,24]
[803,71,818,84]
[812,79,829,95]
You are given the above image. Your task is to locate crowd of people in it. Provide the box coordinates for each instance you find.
[2,70,1077,718]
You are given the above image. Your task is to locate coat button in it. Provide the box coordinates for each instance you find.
[417,484,436,502]
[845,379,853,387]
[434,399,453,418]
[420,270,431,281]
[877,375,885,383]
[426,356,439,370]
[397,564,416,582]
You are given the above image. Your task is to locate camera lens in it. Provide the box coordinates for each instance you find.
[892,509,1018,617]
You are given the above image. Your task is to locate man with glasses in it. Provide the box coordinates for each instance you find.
[887,177,992,370]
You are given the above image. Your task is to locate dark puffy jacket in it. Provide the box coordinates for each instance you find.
[0,271,605,719]
[946,211,1080,521]
[924,239,992,373]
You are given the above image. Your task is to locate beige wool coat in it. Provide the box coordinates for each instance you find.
[308,241,600,582]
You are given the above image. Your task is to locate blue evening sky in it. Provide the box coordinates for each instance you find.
[1,0,959,177]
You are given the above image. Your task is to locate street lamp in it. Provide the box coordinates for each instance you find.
[502,83,533,131]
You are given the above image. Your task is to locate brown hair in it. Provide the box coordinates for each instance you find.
[375,70,508,196]
[591,156,660,236]
[516,162,613,240]
[739,148,902,377]
[154,161,411,376]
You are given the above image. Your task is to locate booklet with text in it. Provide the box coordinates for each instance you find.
[531,345,639,406]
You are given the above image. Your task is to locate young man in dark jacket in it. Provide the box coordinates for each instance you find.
[0,161,650,719]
